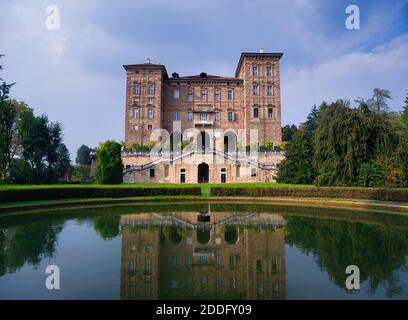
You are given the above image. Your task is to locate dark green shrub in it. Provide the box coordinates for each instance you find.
[0,187,201,203]
[96,141,123,184]
[210,187,408,202]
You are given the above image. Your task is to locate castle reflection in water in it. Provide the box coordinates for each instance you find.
[120,207,286,300]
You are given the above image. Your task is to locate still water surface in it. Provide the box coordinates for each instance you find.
[1,202,408,299]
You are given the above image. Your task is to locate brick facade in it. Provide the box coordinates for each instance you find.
[124,52,283,148]
[121,52,285,183]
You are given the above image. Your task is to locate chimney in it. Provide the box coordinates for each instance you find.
[259,48,264,53]
[146,58,151,64]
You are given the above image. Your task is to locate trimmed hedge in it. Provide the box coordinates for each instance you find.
[210,187,408,202]
[0,187,202,203]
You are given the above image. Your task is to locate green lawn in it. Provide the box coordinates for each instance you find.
[0,182,313,190]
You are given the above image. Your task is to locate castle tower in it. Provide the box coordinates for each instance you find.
[123,61,168,147]
[235,52,283,147]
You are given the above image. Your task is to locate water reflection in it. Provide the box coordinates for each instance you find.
[1,203,408,299]
[120,211,286,300]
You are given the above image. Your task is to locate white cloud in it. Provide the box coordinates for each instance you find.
[282,34,408,125]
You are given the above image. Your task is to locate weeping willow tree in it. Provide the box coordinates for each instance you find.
[313,97,406,186]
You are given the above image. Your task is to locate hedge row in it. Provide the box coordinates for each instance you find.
[210,187,408,202]
[0,187,202,203]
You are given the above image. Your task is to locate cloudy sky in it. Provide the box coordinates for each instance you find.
[1,0,408,158]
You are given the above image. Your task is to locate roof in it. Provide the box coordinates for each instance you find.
[168,73,241,82]
[235,52,283,77]
[123,63,168,78]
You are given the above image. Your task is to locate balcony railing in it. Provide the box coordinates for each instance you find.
[194,120,214,126]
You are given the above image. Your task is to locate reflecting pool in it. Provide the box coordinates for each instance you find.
[1,202,408,299]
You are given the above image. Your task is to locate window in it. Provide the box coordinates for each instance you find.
[268,107,273,118]
[267,85,273,96]
[272,258,279,273]
[147,97,154,104]
[133,125,138,131]
[253,84,259,96]
[199,112,207,121]
[253,107,259,118]
[187,111,193,121]
[144,245,152,253]
[214,91,220,101]
[172,256,178,266]
[173,111,180,121]
[147,124,153,130]
[144,284,151,297]
[215,256,221,266]
[227,89,234,100]
[199,256,208,265]
[201,92,207,102]
[144,259,151,271]
[272,284,280,298]
[180,168,186,183]
[133,83,140,95]
[229,277,236,289]
[267,66,273,77]
[215,111,221,121]
[128,259,136,271]
[149,168,155,178]
[174,88,180,99]
[228,111,234,122]
[187,256,193,266]
[229,255,237,267]
[147,83,155,95]
[128,285,136,298]
[251,168,257,177]
[252,65,259,76]
[133,107,139,119]
[147,107,154,119]
[256,260,263,273]
[187,91,193,102]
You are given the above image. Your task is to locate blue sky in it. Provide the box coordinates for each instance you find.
[1,0,408,157]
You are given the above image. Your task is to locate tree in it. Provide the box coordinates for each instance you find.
[303,102,327,136]
[281,124,297,142]
[18,110,66,184]
[94,216,120,240]
[313,98,403,186]
[367,88,392,112]
[277,128,315,184]
[76,144,91,165]
[0,55,16,182]
[401,92,408,132]
[96,140,123,184]
[357,162,383,187]
[55,143,71,181]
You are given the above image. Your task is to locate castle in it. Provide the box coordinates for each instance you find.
[122,51,285,183]
[120,208,286,299]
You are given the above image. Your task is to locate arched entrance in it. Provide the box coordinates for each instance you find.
[224,131,237,153]
[197,227,211,244]
[197,131,211,152]
[170,132,182,153]
[197,162,209,183]
[224,226,239,244]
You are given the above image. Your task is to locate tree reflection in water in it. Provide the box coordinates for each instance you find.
[285,216,408,297]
